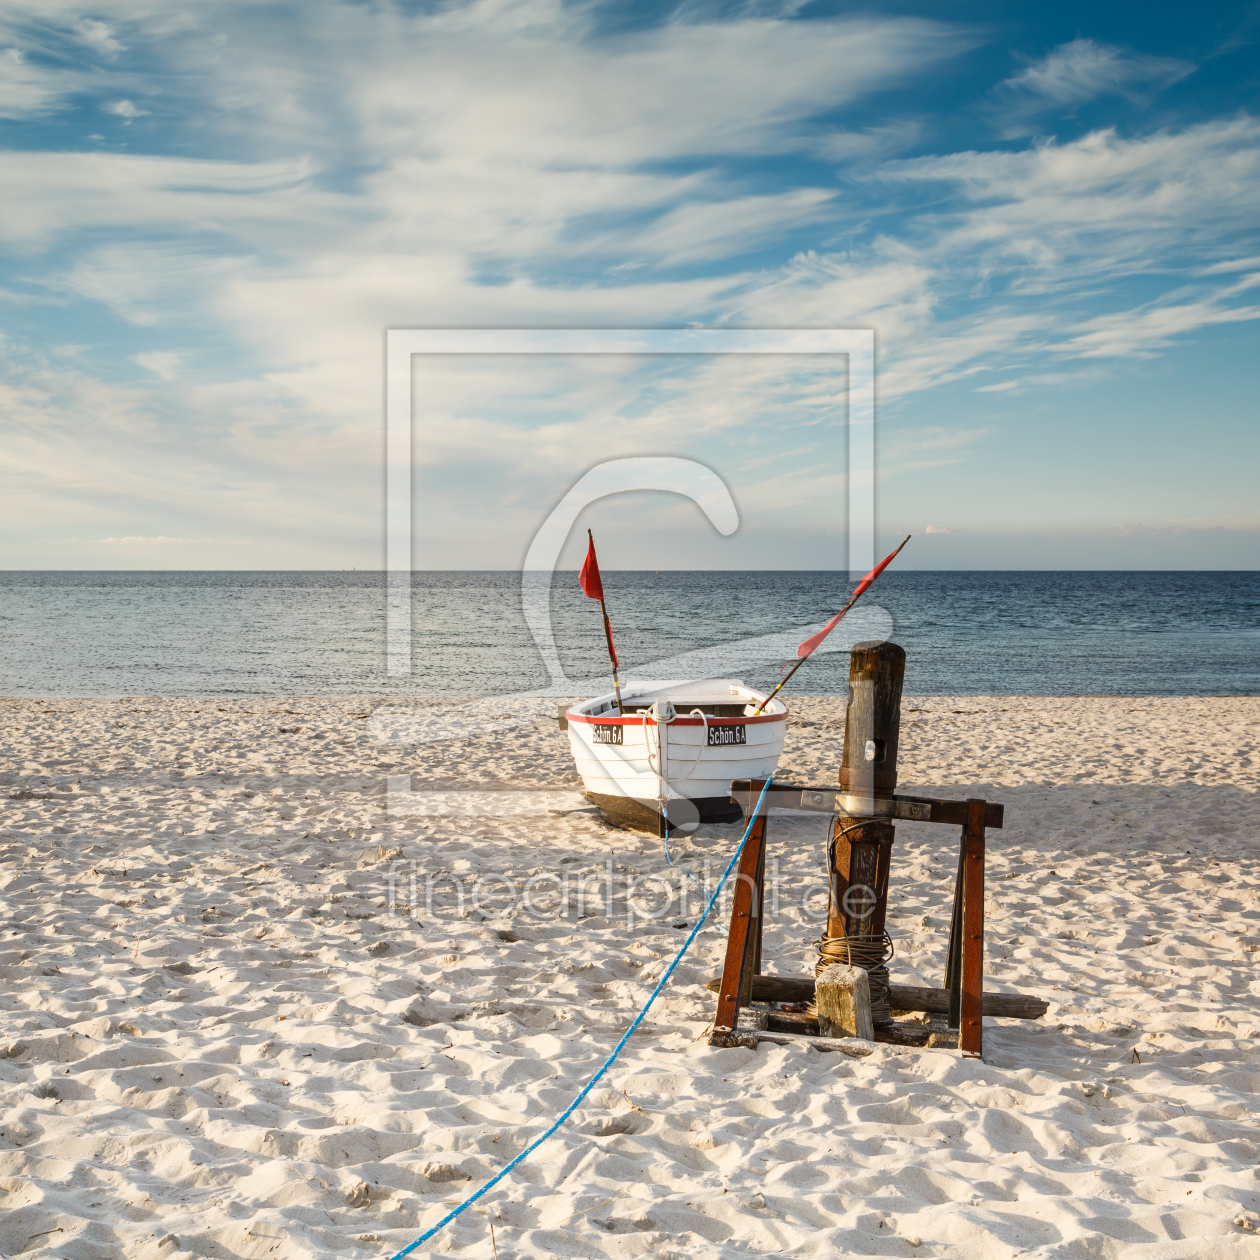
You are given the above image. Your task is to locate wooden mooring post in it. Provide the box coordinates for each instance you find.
[815,964,874,1040]
[712,639,1023,1058]
[821,641,905,1024]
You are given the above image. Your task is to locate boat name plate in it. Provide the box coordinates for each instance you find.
[707,724,747,747]
[591,724,624,745]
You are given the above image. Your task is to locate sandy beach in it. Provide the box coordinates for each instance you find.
[2,694,1258,1259]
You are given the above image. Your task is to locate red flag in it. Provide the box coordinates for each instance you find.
[796,536,911,659]
[579,535,604,600]
[580,530,623,708]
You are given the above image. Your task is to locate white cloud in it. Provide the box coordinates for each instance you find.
[1201,255,1260,275]
[612,188,838,267]
[75,19,124,57]
[0,351,374,566]
[844,120,1260,385]
[0,152,318,249]
[0,3,1256,565]
[808,121,923,162]
[877,425,992,477]
[1053,296,1260,358]
[1000,38,1194,109]
[341,9,963,167]
[0,9,142,117]
[13,114,1252,533]
[133,351,183,380]
[882,120,1260,276]
[104,98,148,119]
[0,47,66,117]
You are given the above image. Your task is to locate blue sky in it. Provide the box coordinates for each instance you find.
[1,0,1258,570]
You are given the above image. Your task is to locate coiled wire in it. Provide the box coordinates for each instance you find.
[813,818,896,1024]
[814,929,895,1024]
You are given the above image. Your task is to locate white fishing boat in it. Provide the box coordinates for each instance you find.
[562,678,789,832]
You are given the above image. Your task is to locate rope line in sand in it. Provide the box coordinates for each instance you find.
[662,825,701,883]
[384,775,776,1260]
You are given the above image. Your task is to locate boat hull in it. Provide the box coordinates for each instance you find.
[584,790,744,833]
[564,679,788,833]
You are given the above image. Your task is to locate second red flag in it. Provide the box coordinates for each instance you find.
[579,535,604,601]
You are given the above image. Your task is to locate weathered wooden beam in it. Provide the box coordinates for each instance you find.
[764,1014,955,1048]
[763,1008,818,1034]
[903,796,1004,829]
[874,1021,935,1047]
[705,975,1047,1020]
[756,1032,875,1057]
[889,984,1048,1021]
[838,640,905,805]
[815,963,874,1040]
[729,781,1004,829]
[711,975,812,1002]
[754,1006,962,1048]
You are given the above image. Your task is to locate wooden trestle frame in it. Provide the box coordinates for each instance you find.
[711,782,1003,1057]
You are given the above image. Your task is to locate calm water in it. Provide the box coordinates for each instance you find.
[0,571,1256,697]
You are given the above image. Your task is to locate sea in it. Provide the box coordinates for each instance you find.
[0,571,1256,698]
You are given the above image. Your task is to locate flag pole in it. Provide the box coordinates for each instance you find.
[589,530,625,716]
[754,535,911,715]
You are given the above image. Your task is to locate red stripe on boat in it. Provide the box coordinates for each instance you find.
[566,710,787,727]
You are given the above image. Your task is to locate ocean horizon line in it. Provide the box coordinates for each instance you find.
[1,567,1257,576]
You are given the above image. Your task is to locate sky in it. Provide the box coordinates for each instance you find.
[1,0,1258,571]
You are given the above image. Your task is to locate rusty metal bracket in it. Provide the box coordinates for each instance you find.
[958,798,987,1058]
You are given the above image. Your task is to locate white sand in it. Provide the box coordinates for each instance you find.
[2,694,1258,1259]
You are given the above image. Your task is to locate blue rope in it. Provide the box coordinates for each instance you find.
[385,775,775,1260]
[661,814,700,884]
